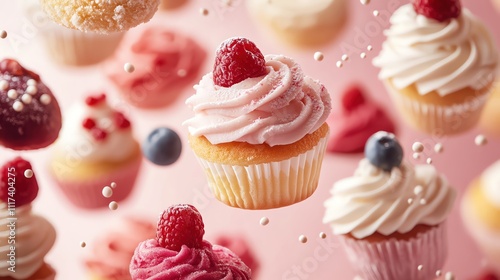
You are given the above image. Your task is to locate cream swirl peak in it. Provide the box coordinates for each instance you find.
[184,54,331,146]
[323,159,456,239]
[373,4,498,96]
[0,204,56,279]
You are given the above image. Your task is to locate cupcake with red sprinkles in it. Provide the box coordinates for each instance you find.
[130,204,252,279]
[49,93,142,209]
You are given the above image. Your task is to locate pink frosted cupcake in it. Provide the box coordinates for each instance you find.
[0,157,57,280]
[130,204,251,279]
[105,26,206,108]
[49,93,142,209]
[214,234,260,277]
[85,218,155,280]
[323,132,456,280]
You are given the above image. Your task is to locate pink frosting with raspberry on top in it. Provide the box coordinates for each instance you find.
[183,54,332,147]
[129,240,251,280]
[105,27,206,108]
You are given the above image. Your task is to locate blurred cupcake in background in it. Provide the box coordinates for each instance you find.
[479,82,500,137]
[49,93,142,209]
[159,0,188,10]
[22,0,125,66]
[0,157,57,280]
[84,218,155,280]
[461,160,500,275]
[323,132,456,280]
[105,26,206,108]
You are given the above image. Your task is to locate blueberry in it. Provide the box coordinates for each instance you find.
[142,127,182,166]
[364,131,403,172]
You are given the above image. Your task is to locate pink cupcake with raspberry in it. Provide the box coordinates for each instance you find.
[130,204,252,279]
[49,93,142,209]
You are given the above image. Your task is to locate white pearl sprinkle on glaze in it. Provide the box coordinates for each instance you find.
[24,169,33,178]
[314,52,324,62]
[21,94,32,104]
[0,80,8,90]
[80,241,86,248]
[475,134,487,146]
[260,217,269,226]
[373,10,379,16]
[124,62,135,73]
[426,158,432,164]
[319,232,327,239]
[445,272,455,280]
[434,143,443,153]
[177,69,187,77]
[27,79,37,86]
[109,201,119,210]
[299,235,308,243]
[13,101,23,112]
[418,265,423,271]
[26,85,37,95]
[360,52,367,59]
[360,0,370,5]
[336,61,343,68]
[413,153,420,160]
[408,198,413,204]
[102,186,113,198]
[200,8,209,16]
[341,54,349,61]
[436,270,442,277]
[367,45,373,51]
[40,94,51,105]
[412,142,424,153]
[0,30,6,39]
[414,185,423,195]
[420,198,427,205]
[110,182,117,188]
[7,89,18,99]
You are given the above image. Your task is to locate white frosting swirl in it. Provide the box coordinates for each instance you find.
[184,54,331,146]
[373,4,498,96]
[481,160,500,207]
[323,159,456,239]
[56,100,137,163]
[0,204,56,279]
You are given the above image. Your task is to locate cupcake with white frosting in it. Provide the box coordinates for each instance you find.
[0,157,57,280]
[49,93,142,209]
[323,131,456,280]
[461,160,500,275]
[373,0,498,135]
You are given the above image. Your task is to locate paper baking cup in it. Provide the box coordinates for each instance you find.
[52,156,142,209]
[384,82,490,135]
[195,135,328,210]
[461,196,500,274]
[338,224,447,280]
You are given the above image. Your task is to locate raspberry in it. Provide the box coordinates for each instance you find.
[156,204,205,251]
[90,128,107,141]
[341,86,366,111]
[114,112,131,129]
[0,157,39,207]
[412,0,461,22]
[85,93,106,106]
[213,37,267,87]
[82,118,96,129]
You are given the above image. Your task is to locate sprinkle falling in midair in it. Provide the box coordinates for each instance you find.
[412,142,424,153]
[109,201,119,210]
[124,63,135,73]
[475,134,487,146]
[299,235,308,243]
[24,169,33,178]
[260,217,269,226]
[314,52,324,61]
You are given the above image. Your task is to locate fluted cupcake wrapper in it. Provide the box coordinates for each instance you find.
[194,135,328,210]
[338,224,447,280]
[384,81,490,135]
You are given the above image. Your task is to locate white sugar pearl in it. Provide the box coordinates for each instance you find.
[12,101,23,112]
[0,30,7,39]
[314,52,324,62]
[426,158,433,164]
[109,201,119,210]
[299,235,308,243]
[367,45,373,51]
[436,270,442,277]
[260,217,269,226]
[360,52,367,59]
[177,69,187,77]
[40,94,51,105]
[26,85,37,95]
[475,134,487,146]
[413,153,420,160]
[319,232,327,239]
[417,265,423,271]
[341,54,349,61]
[414,185,423,195]
[408,198,413,204]
[0,80,8,90]
[24,169,33,178]
[420,198,427,205]
[102,186,113,198]
[110,182,117,188]
[373,10,379,16]
[80,241,86,248]
[7,89,18,99]
[200,8,209,15]
[124,63,135,73]
[434,143,443,153]
[336,61,343,68]
[412,142,424,153]
[21,94,32,104]
[445,272,455,280]
[360,0,370,5]
[27,79,37,86]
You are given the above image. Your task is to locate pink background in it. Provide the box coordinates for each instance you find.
[0,0,499,279]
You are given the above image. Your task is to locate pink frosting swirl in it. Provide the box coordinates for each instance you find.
[85,219,156,279]
[130,240,251,280]
[105,27,206,108]
[184,54,332,146]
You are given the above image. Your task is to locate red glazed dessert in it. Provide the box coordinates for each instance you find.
[0,59,62,150]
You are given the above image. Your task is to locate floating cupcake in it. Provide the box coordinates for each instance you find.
[323,131,456,280]
[49,93,142,208]
[373,0,498,135]
[0,157,57,280]
[184,37,331,209]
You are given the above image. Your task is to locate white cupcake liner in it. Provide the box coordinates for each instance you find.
[338,224,447,280]
[384,81,490,135]
[461,195,500,274]
[195,135,328,209]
